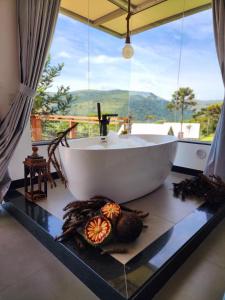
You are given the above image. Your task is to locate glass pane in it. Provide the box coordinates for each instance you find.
[31,7,223,143]
[31,9,130,141]
[178,9,224,142]
[130,17,181,124]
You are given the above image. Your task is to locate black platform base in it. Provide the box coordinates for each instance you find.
[3,190,225,300]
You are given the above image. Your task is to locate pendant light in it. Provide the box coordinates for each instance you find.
[122,0,134,59]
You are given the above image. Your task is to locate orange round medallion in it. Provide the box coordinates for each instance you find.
[101,202,121,220]
[84,216,112,246]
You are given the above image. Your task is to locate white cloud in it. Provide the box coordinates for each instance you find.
[79,55,123,64]
[48,77,89,91]
[48,9,224,101]
[57,51,72,59]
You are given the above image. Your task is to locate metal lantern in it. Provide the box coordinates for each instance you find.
[24,146,47,201]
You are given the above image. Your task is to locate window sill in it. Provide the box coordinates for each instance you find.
[178,139,211,146]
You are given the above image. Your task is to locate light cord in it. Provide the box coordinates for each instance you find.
[175,0,186,123]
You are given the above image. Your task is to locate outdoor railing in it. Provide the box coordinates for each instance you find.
[31,114,129,141]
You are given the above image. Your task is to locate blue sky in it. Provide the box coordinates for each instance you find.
[50,9,224,101]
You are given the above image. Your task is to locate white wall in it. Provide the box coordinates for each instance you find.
[8,125,32,180]
[9,138,56,180]
[174,142,210,171]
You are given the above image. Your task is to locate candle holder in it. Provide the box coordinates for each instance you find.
[24,146,47,201]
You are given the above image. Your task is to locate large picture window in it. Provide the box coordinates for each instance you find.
[31,8,224,143]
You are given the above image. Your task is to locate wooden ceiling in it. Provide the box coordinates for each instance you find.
[60,0,212,38]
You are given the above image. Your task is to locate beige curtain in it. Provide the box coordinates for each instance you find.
[0,0,60,200]
[204,0,225,179]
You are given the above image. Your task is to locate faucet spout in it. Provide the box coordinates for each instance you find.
[97,103,118,137]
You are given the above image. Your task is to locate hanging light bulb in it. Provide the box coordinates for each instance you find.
[122,43,134,59]
[122,0,134,59]
[122,36,134,59]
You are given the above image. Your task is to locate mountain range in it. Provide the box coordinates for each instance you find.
[62,89,221,122]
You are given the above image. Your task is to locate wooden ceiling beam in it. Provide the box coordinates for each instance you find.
[60,7,94,24]
[106,0,136,12]
[60,1,211,39]
[60,7,122,38]
[93,8,126,25]
[133,0,168,14]
[122,2,211,37]
[94,0,167,26]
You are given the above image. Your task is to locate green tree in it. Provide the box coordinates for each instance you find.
[193,103,222,137]
[145,114,156,122]
[32,56,75,115]
[167,87,197,137]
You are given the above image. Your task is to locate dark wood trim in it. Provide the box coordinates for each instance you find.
[172,165,203,176]
[178,140,211,146]
[32,140,54,146]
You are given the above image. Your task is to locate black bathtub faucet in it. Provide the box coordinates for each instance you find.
[97,103,118,137]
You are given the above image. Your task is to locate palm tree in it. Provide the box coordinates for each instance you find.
[167,87,197,138]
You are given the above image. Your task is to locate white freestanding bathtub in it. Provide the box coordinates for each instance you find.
[59,133,177,203]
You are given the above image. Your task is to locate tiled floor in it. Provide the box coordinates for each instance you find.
[19,173,201,224]
[4,173,225,300]
[1,205,225,300]
[154,218,225,300]
[0,206,98,300]
[19,173,204,264]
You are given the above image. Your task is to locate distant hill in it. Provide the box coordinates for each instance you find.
[53,89,221,122]
[195,100,223,111]
[66,89,190,122]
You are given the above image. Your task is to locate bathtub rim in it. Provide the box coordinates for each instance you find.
[59,134,177,152]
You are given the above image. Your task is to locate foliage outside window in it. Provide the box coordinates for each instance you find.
[31,9,224,143]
